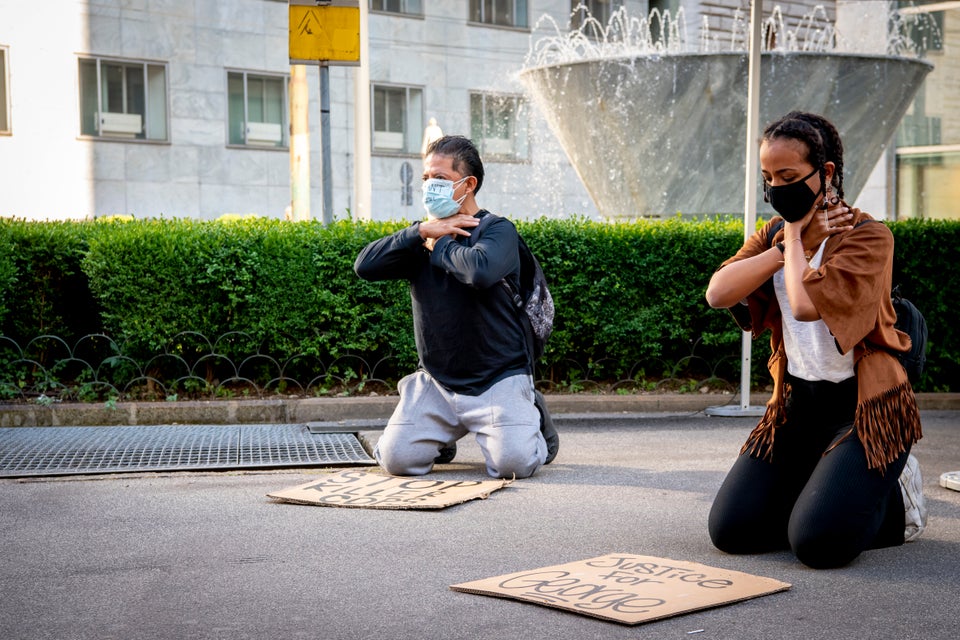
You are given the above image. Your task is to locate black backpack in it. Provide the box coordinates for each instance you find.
[891,284,927,384]
[474,212,559,463]
[502,233,554,361]
[766,218,927,383]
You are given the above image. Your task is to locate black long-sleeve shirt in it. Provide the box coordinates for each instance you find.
[354,212,528,394]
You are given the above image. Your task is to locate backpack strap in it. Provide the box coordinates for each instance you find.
[474,211,539,367]
[472,209,496,245]
[767,218,785,249]
[472,210,524,306]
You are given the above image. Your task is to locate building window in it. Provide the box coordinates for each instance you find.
[0,46,9,134]
[470,92,528,161]
[894,2,960,220]
[372,84,423,154]
[227,71,288,148]
[897,0,945,55]
[370,0,422,15]
[570,0,622,30]
[78,56,168,141]
[649,0,681,44]
[469,0,528,29]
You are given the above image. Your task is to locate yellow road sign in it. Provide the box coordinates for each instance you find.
[289,1,360,65]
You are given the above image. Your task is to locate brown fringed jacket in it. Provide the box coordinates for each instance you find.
[721,208,922,472]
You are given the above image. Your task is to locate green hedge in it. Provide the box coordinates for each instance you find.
[885,219,960,391]
[0,215,957,399]
[81,218,416,392]
[520,216,745,387]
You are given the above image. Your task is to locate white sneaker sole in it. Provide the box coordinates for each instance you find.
[900,454,927,543]
[941,470,960,492]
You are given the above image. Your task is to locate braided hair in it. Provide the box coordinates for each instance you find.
[762,111,845,201]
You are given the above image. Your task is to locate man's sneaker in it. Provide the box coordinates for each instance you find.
[434,444,457,465]
[542,420,559,465]
[535,390,559,464]
[900,454,928,543]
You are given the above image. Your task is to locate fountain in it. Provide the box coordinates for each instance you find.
[519,6,935,218]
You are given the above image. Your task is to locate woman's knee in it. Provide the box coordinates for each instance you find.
[788,512,863,568]
[708,510,760,555]
[708,495,791,555]
[707,511,742,554]
[790,529,861,569]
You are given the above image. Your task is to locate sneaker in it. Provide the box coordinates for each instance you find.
[535,390,559,464]
[941,470,960,492]
[900,454,928,543]
[434,443,457,465]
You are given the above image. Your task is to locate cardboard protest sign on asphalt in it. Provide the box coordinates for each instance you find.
[268,469,512,509]
[450,553,791,625]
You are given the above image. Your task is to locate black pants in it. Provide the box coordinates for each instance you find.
[708,374,909,569]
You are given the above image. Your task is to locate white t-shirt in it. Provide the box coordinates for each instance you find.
[773,240,855,382]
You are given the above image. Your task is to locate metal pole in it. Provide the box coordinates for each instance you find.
[706,0,765,417]
[289,64,311,221]
[320,62,333,224]
[352,0,371,220]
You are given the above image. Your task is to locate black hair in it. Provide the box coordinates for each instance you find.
[762,111,845,200]
[425,135,485,194]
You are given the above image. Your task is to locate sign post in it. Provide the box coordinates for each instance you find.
[288,1,361,224]
[706,0,766,417]
[289,64,310,221]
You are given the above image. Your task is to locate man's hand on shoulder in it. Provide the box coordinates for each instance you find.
[419,213,480,251]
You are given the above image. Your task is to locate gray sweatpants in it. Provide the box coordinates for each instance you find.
[375,370,546,479]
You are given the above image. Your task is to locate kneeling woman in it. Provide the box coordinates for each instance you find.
[704,111,926,569]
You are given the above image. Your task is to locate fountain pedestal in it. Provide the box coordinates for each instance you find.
[521,52,932,217]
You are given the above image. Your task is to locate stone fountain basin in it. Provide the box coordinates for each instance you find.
[520,52,933,217]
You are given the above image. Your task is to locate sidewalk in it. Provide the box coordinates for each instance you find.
[4,391,960,427]
[1,409,958,639]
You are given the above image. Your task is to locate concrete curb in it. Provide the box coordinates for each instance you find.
[2,392,959,428]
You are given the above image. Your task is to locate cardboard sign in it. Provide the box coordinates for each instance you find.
[450,553,791,625]
[268,470,512,510]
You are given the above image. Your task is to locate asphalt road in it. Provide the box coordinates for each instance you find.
[1,410,958,640]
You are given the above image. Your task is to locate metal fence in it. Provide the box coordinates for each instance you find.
[0,331,740,404]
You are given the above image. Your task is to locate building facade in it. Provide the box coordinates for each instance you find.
[0,0,956,221]
[894,0,960,219]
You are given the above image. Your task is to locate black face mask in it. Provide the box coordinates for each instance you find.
[763,166,821,222]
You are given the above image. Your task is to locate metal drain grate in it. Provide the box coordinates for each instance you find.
[0,424,375,478]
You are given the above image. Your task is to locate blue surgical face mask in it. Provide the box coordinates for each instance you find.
[422,177,468,218]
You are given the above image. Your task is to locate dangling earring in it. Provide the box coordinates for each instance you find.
[820,182,840,209]
[826,183,840,206]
